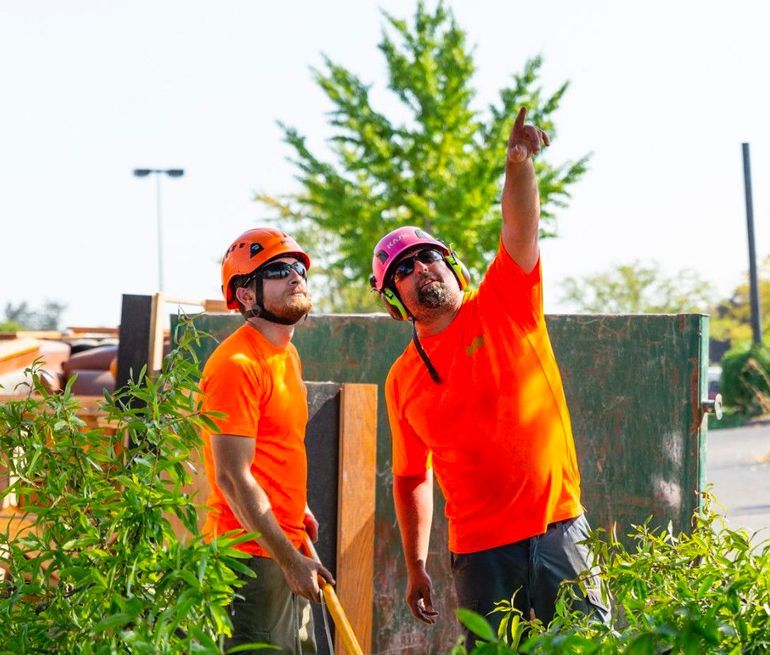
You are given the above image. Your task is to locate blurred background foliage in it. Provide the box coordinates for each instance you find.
[0,300,66,332]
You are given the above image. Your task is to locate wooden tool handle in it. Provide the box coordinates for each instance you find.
[303,536,364,655]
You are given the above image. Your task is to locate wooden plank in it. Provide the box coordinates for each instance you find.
[149,294,214,373]
[0,331,64,341]
[203,299,230,313]
[336,384,377,655]
[66,327,119,336]
[0,338,39,361]
[156,295,205,308]
[148,293,165,373]
[0,338,40,376]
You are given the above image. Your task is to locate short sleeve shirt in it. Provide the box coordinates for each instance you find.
[200,324,309,557]
[386,243,582,554]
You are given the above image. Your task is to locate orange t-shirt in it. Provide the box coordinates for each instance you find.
[199,324,309,557]
[386,244,582,554]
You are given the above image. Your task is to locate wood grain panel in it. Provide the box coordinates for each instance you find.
[336,384,377,654]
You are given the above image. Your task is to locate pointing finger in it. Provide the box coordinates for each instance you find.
[513,106,527,135]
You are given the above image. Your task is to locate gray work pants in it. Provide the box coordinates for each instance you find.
[451,514,610,648]
[225,555,317,654]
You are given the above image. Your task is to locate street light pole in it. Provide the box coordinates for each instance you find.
[156,172,164,291]
[133,168,185,292]
[741,144,762,345]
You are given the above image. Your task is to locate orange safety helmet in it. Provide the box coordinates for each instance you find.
[221,227,311,310]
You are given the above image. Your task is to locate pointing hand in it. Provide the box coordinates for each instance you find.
[507,106,550,164]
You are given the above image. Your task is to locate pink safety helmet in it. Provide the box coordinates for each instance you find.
[370,226,450,291]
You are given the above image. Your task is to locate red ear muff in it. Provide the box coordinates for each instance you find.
[444,250,470,290]
[381,287,409,321]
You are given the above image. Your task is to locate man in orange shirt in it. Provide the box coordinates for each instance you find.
[200,227,333,654]
[370,109,609,642]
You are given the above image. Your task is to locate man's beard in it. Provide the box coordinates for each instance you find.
[416,281,453,309]
[264,293,312,324]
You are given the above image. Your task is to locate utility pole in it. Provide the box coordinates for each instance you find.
[741,143,762,345]
[133,168,185,292]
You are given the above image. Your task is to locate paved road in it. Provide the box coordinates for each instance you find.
[706,423,770,542]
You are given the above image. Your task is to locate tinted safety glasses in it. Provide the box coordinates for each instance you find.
[260,260,308,280]
[392,248,444,281]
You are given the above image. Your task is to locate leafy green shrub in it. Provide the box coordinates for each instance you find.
[720,341,770,416]
[451,495,770,654]
[0,322,257,654]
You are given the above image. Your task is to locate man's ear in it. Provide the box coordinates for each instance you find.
[234,285,255,309]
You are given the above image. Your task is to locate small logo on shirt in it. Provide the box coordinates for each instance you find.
[466,335,485,357]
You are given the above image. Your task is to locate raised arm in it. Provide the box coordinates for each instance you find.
[501,106,550,274]
[211,434,334,601]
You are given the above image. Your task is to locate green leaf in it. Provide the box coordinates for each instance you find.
[625,633,655,655]
[456,608,497,642]
[695,575,718,599]
[92,612,133,633]
[199,414,221,433]
[226,643,281,652]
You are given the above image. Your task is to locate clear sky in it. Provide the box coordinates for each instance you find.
[2,1,769,327]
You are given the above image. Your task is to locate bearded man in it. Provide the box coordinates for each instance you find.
[369,109,609,645]
[200,227,332,654]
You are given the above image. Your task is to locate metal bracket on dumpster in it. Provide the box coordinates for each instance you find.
[701,393,723,421]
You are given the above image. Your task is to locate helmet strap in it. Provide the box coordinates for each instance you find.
[411,321,441,384]
[242,274,304,326]
[243,305,299,326]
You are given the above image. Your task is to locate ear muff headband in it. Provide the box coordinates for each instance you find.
[443,249,470,291]
[381,287,409,321]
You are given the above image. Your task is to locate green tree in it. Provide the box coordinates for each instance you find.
[257,1,589,311]
[720,341,770,415]
[560,260,714,314]
[2,300,66,331]
[0,319,23,332]
[710,254,770,344]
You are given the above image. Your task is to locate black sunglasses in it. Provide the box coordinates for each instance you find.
[260,260,308,280]
[392,248,444,281]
